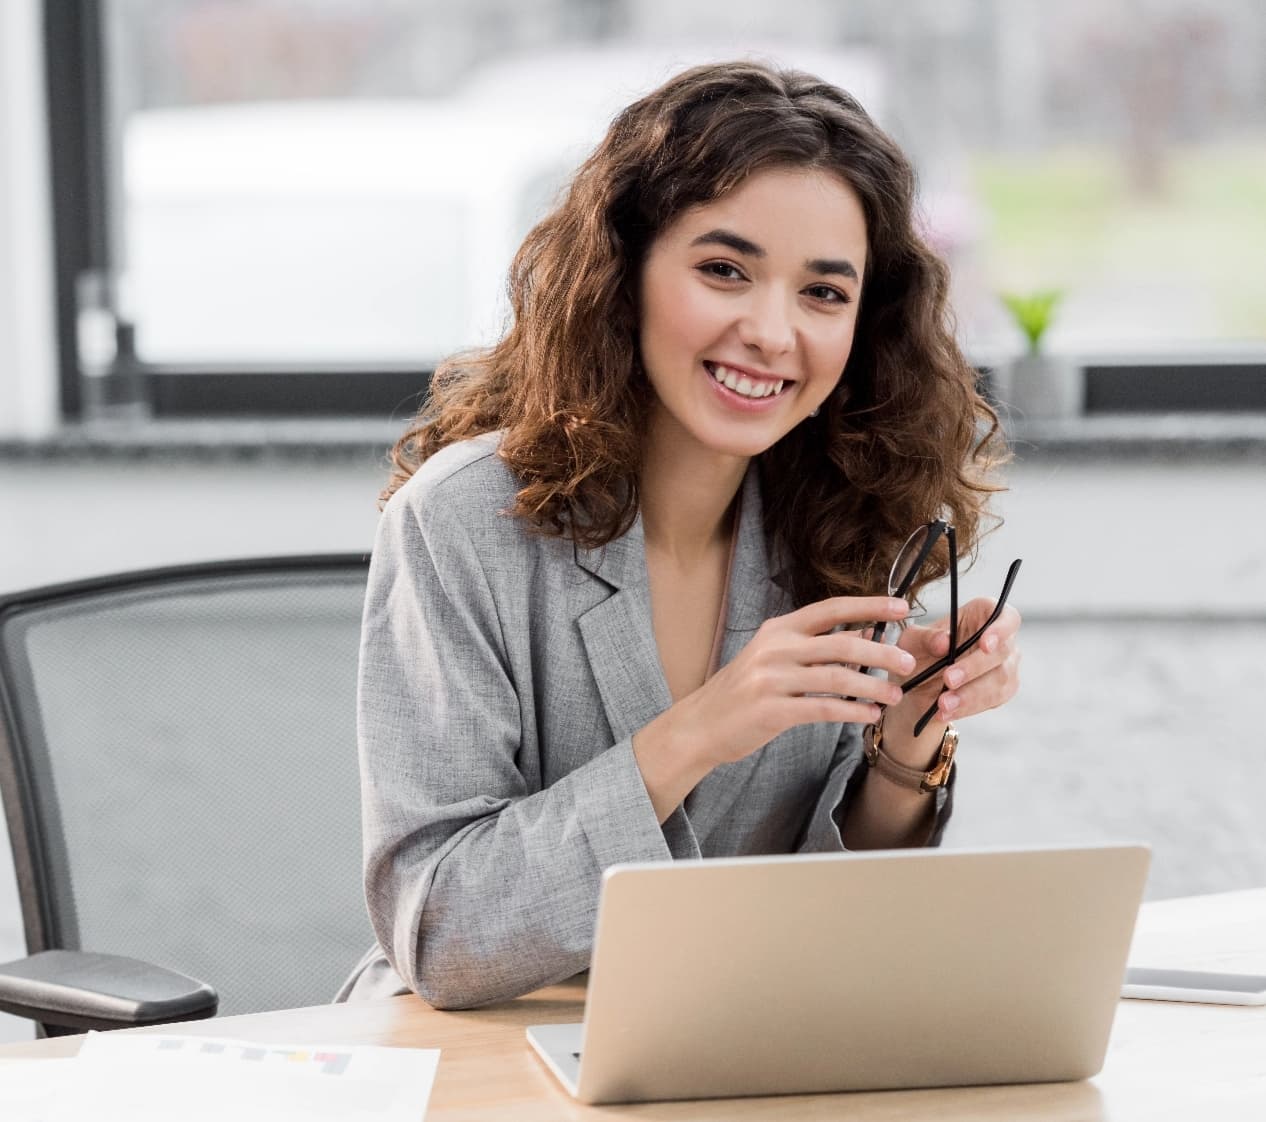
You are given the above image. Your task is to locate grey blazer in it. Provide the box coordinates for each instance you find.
[339,433,950,1009]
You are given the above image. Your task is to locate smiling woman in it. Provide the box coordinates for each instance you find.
[383,66,1003,609]
[347,61,1018,1011]
[637,168,867,460]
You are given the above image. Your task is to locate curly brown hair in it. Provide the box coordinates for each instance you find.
[383,59,1007,608]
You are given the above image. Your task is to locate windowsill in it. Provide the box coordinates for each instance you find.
[1001,413,1266,459]
[0,418,404,462]
[1,413,1265,462]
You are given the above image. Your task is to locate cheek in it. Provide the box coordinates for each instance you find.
[642,279,727,362]
[812,320,858,378]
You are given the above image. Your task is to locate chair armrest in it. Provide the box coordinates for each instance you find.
[0,949,218,1031]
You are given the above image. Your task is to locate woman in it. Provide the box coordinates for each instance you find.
[339,60,1020,1010]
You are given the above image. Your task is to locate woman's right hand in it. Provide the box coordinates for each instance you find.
[632,596,915,821]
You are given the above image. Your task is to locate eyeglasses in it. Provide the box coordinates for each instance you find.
[873,520,1022,737]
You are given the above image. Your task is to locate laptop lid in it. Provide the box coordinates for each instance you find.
[544,843,1149,1104]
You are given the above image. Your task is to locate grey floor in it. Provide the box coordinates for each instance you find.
[945,616,1263,899]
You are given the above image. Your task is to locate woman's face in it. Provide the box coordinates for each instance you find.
[638,165,868,462]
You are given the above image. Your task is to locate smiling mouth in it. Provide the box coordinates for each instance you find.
[703,361,788,400]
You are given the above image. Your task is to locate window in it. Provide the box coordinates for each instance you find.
[46,0,1266,420]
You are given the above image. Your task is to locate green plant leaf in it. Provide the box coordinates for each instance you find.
[1000,290,1063,353]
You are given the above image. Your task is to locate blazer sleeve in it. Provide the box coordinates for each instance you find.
[358,487,672,1010]
[796,725,956,852]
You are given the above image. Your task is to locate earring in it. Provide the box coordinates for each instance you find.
[808,406,820,418]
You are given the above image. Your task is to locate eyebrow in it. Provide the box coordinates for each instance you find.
[806,256,859,282]
[689,228,859,282]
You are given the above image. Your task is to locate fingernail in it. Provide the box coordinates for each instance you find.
[888,685,904,705]
[889,598,909,616]
[941,693,960,714]
[900,651,917,672]
[945,668,964,689]
[982,633,997,653]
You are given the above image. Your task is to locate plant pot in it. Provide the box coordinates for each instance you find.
[1003,353,1083,420]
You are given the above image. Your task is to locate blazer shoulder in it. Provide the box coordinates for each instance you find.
[387,431,513,508]
[384,432,524,543]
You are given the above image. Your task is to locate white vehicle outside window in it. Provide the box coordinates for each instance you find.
[122,45,889,366]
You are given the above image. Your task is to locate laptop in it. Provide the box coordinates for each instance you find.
[527,842,1150,1104]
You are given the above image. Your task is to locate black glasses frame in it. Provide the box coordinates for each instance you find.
[874,520,1022,737]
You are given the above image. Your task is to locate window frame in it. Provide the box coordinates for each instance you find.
[43,0,433,421]
[42,0,1264,422]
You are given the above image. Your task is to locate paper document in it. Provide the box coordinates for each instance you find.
[1,1034,439,1122]
[0,1058,76,1122]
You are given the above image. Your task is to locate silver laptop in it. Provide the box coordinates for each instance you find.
[528,842,1150,1104]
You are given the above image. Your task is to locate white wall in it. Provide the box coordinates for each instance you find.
[0,456,385,592]
[1,452,1263,608]
[0,0,59,439]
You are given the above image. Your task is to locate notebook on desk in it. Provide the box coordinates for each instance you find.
[527,842,1150,1104]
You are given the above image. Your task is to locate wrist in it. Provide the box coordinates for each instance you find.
[631,702,717,822]
[862,712,957,794]
[878,701,948,770]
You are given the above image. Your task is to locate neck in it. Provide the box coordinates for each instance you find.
[639,411,747,567]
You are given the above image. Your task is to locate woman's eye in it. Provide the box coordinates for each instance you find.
[806,284,849,304]
[700,261,745,281]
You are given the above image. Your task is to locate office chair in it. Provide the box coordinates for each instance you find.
[0,555,374,1036]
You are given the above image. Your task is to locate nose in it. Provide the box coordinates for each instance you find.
[736,289,796,358]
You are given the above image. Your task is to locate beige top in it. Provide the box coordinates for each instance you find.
[704,504,741,681]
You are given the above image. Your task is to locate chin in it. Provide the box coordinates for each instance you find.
[696,422,792,460]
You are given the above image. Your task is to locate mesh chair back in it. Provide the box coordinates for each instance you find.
[0,557,373,1016]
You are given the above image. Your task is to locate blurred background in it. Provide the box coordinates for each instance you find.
[24,0,1266,372]
[1,0,1264,1041]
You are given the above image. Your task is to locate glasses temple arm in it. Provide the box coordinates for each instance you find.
[909,557,1018,739]
[900,558,1023,696]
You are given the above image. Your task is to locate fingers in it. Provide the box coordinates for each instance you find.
[806,631,916,679]
[745,596,1020,733]
[938,648,1021,721]
[785,694,884,727]
[957,598,1022,645]
[940,605,1021,717]
[789,596,910,636]
[938,603,1021,691]
[796,664,904,707]
[896,622,952,662]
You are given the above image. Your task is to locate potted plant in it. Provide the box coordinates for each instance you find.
[998,289,1083,419]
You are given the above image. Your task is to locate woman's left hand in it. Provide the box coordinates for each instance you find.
[886,597,1022,744]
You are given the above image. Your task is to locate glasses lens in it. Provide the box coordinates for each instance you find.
[889,525,932,598]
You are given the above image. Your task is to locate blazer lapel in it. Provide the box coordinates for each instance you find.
[574,514,674,745]
[721,464,788,638]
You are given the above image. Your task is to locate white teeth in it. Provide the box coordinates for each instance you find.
[709,363,786,400]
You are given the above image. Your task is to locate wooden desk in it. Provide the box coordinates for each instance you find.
[2,889,1264,1120]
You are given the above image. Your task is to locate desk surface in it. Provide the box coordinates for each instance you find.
[2,888,1264,1120]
